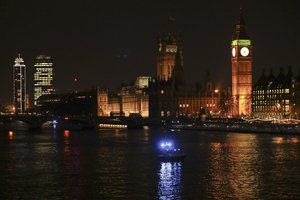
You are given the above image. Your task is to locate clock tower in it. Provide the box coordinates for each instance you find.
[157,33,183,81]
[231,14,252,117]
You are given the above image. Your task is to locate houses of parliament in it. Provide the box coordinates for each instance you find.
[14,14,300,120]
[149,13,300,120]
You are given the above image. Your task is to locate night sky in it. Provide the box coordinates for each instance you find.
[1,0,300,104]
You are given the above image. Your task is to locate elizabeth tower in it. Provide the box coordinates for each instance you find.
[231,15,252,116]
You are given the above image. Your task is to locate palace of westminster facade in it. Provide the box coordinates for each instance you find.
[38,14,300,120]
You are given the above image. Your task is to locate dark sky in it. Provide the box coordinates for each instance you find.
[1,0,300,104]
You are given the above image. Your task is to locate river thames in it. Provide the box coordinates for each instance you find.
[0,128,299,199]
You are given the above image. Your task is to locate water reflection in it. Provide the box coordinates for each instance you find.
[158,162,182,200]
[64,130,70,138]
[208,134,259,199]
[272,136,299,144]
[61,130,83,199]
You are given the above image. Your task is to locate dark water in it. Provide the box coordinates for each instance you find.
[0,128,300,199]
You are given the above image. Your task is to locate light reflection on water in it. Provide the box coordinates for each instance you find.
[158,162,182,200]
[208,134,260,199]
[0,129,300,199]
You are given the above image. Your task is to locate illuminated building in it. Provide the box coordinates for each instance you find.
[34,55,55,106]
[231,14,252,117]
[157,33,183,81]
[178,72,230,117]
[26,94,30,110]
[108,94,122,116]
[150,43,185,118]
[97,90,124,117]
[97,89,109,116]
[120,81,149,117]
[135,76,151,89]
[252,67,300,119]
[13,54,26,113]
[37,82,149,118]
[96,77,150,117]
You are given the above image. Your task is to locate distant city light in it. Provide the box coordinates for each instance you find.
[64,130,70,138]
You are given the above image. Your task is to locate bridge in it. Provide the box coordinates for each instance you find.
[0,114,97,130]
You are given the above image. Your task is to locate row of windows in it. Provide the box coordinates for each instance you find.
[179,100,218,106]
[35,65,53,68]
[253,105,290,112]
[34,75,53,79]
[253,89,290,95]
[34,82,52,86]
[160,110,171,117]
[34,74,53,77]
[253,100,290,105]
[253,94,290,100]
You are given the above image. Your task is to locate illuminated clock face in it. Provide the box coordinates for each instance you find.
[166,45,177,53]
[232,48,236,57]
[240,47,249,57]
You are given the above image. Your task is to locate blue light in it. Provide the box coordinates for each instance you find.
[52,120,58,129]
[159,140,175,151]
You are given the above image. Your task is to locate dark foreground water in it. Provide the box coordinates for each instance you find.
[0,128,300,199]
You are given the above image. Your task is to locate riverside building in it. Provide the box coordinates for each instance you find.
[13,54,26,113]
[34,55,55,106]
[252,67,300,119]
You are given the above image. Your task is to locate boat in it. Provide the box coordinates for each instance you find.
[158,141,186,162]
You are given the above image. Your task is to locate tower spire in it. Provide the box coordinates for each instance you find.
[233,11,249,40]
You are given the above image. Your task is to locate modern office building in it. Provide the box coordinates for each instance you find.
[13,54,26,113]
[231,14,253,117]
[252,67,300,119]
[34,55,55,106]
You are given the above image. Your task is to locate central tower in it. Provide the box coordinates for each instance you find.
[156,33,183,80]
[231,15,252,116]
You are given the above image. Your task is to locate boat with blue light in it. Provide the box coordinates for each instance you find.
[158,141,186,162]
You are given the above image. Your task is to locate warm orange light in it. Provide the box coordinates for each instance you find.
[214,89,219,93]
[64,116,69,120]
[9,131,14,140]
[115,129,120,135]
[276,103,281,109]
[64,130,70,137]
[272,137,284,144]
[290,137,299,144]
